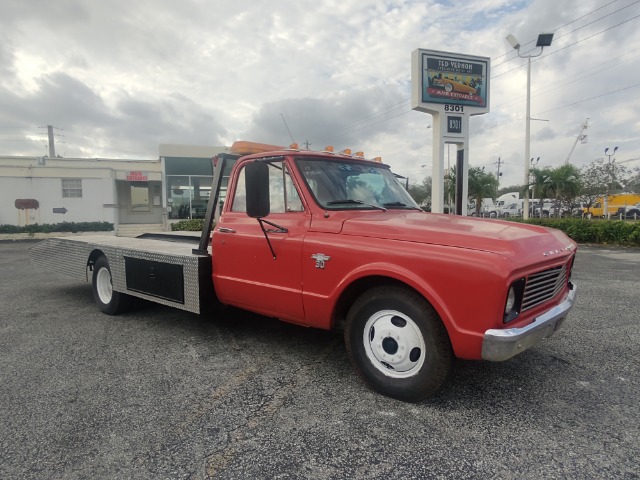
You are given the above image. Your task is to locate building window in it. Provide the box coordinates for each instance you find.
[62,178,82,198]
[166,175,213,219]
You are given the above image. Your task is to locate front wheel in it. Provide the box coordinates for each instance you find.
[92,255,131,315]
[345,286,452,402]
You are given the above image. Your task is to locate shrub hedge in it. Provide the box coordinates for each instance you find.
[4,218,637,247]
[170,217,640,245]
[509,218,640,246]
[171,219,205,232]
[0,221,113,234]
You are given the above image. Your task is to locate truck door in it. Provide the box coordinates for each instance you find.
[212,160,308,323]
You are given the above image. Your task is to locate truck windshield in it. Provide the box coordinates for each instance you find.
[296,157,421,211]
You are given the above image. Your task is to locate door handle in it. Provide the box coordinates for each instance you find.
[217,227,236,233]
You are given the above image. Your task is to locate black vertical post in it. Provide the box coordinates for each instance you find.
[455,148,464,215]
[192,153,239,256]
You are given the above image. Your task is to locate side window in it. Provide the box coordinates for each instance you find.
[231,169,247,212]
[231,163,303,214]
[268,164,303,213]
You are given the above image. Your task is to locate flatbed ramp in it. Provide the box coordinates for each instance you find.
[29,233,214,314]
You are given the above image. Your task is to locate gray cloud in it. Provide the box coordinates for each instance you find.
[0,0,639,185]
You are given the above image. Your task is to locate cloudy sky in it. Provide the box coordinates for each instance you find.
[1,0,639,187]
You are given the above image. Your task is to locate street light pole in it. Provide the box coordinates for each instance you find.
[604,146,618,219]
[530,157,540,217]
[506,33,554,220]
[525,56,532,219]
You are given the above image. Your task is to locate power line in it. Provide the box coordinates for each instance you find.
[323,4,640,144]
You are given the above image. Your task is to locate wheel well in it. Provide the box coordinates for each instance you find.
[332,276,429,332]
[87,249,106,274]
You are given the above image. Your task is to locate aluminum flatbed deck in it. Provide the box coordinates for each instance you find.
[30,233,214,314]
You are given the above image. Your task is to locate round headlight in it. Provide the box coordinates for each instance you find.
[505,286,516,314]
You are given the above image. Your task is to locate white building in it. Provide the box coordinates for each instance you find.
[0,144,227,235]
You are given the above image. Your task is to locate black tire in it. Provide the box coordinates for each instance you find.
[344,286,452,402]
[92,256,131,315]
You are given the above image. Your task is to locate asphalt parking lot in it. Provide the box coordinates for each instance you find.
[0,240,638,479]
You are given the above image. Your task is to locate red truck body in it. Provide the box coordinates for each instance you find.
[212,149,576,362]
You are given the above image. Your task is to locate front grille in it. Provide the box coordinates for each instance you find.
[522,264,567,312]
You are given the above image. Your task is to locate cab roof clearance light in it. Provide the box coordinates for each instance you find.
[230,140,285,155]
[230,140,381,163]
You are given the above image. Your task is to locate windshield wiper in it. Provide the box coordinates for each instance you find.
[382,202,422,211]
[326,199,387,211]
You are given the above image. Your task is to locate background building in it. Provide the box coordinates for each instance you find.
[0,144,227,235]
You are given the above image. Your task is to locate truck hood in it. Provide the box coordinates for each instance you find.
[339,212,575,266]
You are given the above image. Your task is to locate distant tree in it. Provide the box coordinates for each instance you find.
[407,176,432,207]
[623,166,640,193]
[468,167,499,215]
[545,164,582,217]
[444,167,456,210]
[526,167,552,216]
[578,160,630,212]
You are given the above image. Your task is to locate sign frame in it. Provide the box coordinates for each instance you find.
[412,49,490,115]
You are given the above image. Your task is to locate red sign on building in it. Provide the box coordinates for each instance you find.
[126,171,148,182]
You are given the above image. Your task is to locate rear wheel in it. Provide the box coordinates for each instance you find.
[92,256,131,315]
[345,286,452,402]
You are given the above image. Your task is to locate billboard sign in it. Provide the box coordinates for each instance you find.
[412,49,490,114]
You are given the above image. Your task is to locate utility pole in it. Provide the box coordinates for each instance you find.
[40,125,63,157]
[47,125,56,158]
[494,157,503,189]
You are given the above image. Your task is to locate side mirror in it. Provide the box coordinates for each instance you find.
[245,162,270,218]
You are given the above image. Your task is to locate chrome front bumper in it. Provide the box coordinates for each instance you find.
[481,283,577,361]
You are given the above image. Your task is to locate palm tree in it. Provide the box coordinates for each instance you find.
[468,167,499,215]
[545,164,582,217]
[527,167,552,217]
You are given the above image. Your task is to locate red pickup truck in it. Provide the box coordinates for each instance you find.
[30,142,577,402]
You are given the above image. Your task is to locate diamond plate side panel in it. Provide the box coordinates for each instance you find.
[106,247,202,314]
[29,237,207,314]
[29,238,94,281]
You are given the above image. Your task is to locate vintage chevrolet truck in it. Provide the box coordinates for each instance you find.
[30,142,577,402]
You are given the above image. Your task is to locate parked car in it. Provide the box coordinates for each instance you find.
[431,76,478,95]
[618,202,640,219]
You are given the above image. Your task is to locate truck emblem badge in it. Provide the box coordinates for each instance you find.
[311,253,331,269]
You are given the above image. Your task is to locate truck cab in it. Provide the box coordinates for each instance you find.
[211,145,577,401]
